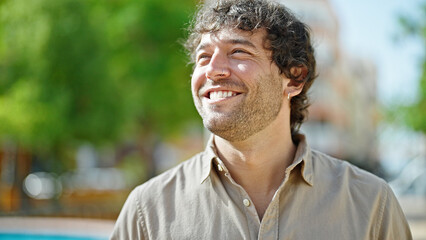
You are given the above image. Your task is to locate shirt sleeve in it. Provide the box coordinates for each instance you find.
[110,188,147,240]
[375,183,413,240]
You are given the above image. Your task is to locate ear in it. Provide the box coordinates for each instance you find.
[285,66,307,100]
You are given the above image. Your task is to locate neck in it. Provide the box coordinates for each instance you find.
[213,111,296,219]
[214,122,295,190]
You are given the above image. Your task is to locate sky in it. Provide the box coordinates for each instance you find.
[328,0,424,106]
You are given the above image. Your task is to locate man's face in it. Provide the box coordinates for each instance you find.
[191,28,286,141]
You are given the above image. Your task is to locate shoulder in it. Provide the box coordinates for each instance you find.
[310,149,388,196]
[111,152,214,239]
[311,149,385,183]
[310,150,413,238]
[308,149,407,230]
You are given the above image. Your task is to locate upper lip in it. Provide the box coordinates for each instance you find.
[200,87,243,98]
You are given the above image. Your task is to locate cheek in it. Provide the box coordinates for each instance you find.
[236,63,251,73]
[235,62,263,89]
[191,68,205,94]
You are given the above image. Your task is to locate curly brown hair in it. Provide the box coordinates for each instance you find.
[184,0,317,135]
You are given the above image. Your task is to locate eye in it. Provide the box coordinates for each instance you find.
[231,49,250,56]
[196,53,211,64]
[230,48,253,59]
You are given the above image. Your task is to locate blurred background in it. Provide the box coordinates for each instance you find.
[0,0,424,238]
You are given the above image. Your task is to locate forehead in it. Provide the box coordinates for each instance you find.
[196,28,268,52]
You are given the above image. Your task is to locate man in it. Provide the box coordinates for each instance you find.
[111,0,412,239]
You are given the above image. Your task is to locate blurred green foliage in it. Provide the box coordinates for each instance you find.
[0,0,198,170]
[397,4,426,133]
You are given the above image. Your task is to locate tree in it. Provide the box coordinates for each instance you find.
[0,0,198,174]
[397,4,426,133]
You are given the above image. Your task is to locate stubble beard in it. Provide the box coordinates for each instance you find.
[195,74,283,142]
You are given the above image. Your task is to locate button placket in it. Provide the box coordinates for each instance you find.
[258,201,279,240]
[214,157,259,222]
[243,198,251,207]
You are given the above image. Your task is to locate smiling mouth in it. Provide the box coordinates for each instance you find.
[208,90,241,101]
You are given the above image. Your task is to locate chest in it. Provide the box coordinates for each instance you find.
[143,188,376,240]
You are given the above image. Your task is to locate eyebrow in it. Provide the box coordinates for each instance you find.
[196,38,257,53]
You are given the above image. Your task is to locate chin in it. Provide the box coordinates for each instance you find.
[203,122,251,142]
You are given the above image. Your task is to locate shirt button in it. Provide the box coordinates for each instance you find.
[243,199,251,207]
[217,164,224,172]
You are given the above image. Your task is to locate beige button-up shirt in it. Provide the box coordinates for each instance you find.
[111,135,412,239]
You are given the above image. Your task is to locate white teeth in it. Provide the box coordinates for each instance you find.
[209,90,237,100]
[218,91,224,98]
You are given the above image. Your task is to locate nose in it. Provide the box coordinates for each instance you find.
[205,52,230,80]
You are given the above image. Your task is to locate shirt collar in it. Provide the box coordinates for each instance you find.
[200,134,216,184]
[199,133,314,186]
[290,134,314,186]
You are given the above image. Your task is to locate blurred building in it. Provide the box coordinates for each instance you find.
[280,0,379,168]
